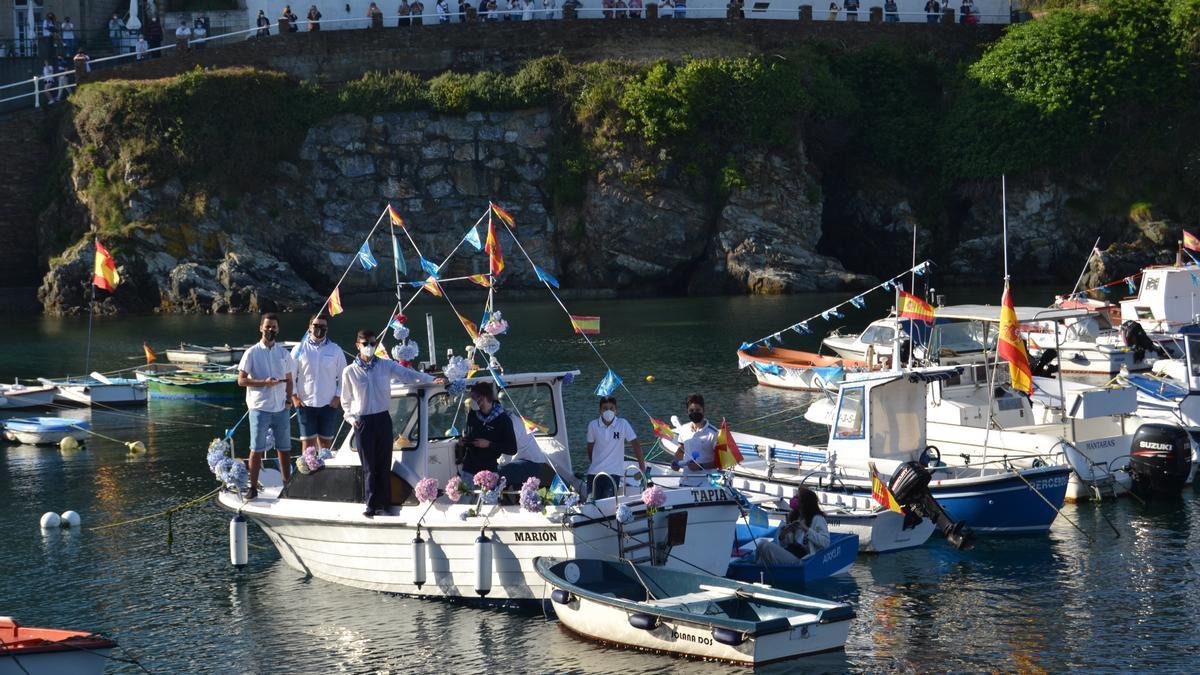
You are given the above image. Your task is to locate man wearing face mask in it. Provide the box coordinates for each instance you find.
[341,329,438,518]
[673,393,719,487]
[290,313,347,454]
[458,381,516,484]
[237,313,296,499]
[585,396,645,499]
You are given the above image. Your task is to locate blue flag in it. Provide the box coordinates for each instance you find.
[534,265,560,289]
[738,342,754,351]
[812,365,845,385]
[391,234,406,276]
[463,225,483,252]
[882,279,894,291]
[419,256,440,279]
[793,321,811,335]
[594,369,622,396]
[489,367,507,390]
[357,242,378,270]
[754,362,784,376]
[1126,277,1136,294]
[850,295,865,309]
[914,262,928,276]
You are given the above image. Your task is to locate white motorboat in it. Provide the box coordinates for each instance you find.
[0,616,115,675]
[1119,260,1200,333]
[2,417,90,445]
[0,383,58,409]
[163,343,247,365]
[216,371,741,604]
[821,319,907,362]
[535,557,855,665]
[38,372,148,407]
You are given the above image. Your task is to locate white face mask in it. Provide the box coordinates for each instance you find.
[469,399,480,411]
[359,345,374,359]
[601,409,616,423]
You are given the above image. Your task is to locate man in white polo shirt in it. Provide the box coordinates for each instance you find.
[237,313,296,499]
[673,393,718,487]
[290,313,346,453]
[585,396,645,499]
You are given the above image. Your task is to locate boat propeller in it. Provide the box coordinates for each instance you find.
[889,461,975,550]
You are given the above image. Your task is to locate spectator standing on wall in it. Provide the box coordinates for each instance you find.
[924,0,940,23]
[438,0,451,23]
[256,10,271,36]
[844,0,859,21]
[282,5,299,31]
[40,61,54,103]
[629,0,642,18]
[40,14,56,60]
[308,5,323,30]
[522,0,534,20]
[602,0,613,18]
[175,21,191,50]
[136,34,148,59]
[884,0,898,22]
[543,0,557,19]
[192,19,208,48]
[368,2,384,26]
[61,17,75,56]
[674,0,686,18]
[55,56,68,102]
[412,0,426,25]
[399,0,412,26]
[107,13,124,49]
[660,0,674,17]
[828,2,840,20]
[615,0,627,17]
[145,17,164,56]
[486,0,500,20]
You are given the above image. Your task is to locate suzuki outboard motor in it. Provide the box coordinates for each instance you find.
[889,461,974,550]
[1128,424,1193,496]
[1121,320,1168,361]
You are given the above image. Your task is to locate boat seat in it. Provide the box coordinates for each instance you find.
[643,589,730,610]
[589,579,650,602]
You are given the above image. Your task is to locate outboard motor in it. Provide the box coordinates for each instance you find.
[1121,320,1168,361]
[889,461,974,550]
[1031,348,1059,378]
[1128,424,1193,496]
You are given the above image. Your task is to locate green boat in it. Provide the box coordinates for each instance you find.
[135,368,241,400]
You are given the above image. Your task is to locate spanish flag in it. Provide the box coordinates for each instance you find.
[998,282,1033,394]
[93,240,120,292]
[485,220,504,277]
[422,276,444,298]
[650,417,675,442]
[1185,230,1200,253]
[387,204,405,228]
[520,416,549,435]
[490,202,515,228]
[328,287,344,316]
[570,315,600,335]
[898,290,935,323]
[456,310,480,340]
[714,418,743,470]
[143,342,157,363]
[374,343,390,359]
[869,462,904,514]
[467,274,492,288]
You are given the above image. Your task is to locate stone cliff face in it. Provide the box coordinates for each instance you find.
[39,108,872,315]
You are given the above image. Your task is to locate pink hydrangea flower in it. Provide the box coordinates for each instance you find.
[642,485,666,508]
[474,470,500,491]
[446,476,464,502]
[415,477,440,503]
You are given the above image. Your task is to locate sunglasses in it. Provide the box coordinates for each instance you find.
[360,340,378,347]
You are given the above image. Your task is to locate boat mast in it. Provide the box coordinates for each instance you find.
[1067,236,1102,301]
[84,236,96,376]
[908,224,917,369]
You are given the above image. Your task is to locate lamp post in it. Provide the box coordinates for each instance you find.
[126,0,142,30]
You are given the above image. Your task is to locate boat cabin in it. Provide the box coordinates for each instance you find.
[1120,264,1200,332]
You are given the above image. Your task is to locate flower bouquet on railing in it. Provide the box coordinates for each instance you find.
[206,438,249,492]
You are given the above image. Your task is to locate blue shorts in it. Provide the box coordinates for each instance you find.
[298,405,340,440]
[249,408,292,453]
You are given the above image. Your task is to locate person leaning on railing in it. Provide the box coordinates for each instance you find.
[307,5,323,31]
[256,9,271,36]
[145,17,164,57]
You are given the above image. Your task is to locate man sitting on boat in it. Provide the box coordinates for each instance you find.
[237,313,296,499]
[753,487,830,565]
[458,382,516,486]
[498,412,548,487]
[341,329,437,518]
[673,394,719,487]
[585,396,645,499]
[290,313,347,454]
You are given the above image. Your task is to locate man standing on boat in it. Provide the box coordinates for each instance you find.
[459,382,516,484]
[237,313,296,499]
[585,396,645,499]
[674,394,719,487]
[341,329,437,518]
[290,313,346,454]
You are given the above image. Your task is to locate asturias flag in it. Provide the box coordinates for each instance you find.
[715,418,743,470]
[1185,230,1200,253]
[898,290,935,323]
[93,239,120,292]
[998,282,1033,395]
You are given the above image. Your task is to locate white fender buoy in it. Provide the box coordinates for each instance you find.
[412,528,427,589]
[59,436,79,451]
[60,510,81,527]
[230,515,248,568]
[474,528,493,597]
[40,512,61,529]
[126,440,146,454]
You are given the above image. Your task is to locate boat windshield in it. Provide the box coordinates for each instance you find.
[928,321,992,360]
[424,391,464,441]
[388,394,420,444]
[498,382,558,436]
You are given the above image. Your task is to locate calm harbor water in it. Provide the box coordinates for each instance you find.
[3,290,1199,673]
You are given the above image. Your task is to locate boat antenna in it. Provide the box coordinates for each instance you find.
[84,235,97,376]
[1065,236,1102,303]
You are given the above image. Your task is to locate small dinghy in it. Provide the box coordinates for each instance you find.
[534,557,854,665]
[163,343,247,366]
[727,532,859,588]
[0,616,115,675]
[0,383,58,409]
[3,417,89,445]
[38,373,148,407]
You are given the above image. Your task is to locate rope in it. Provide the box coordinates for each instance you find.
[90,488,221,532]
[1007,467,1094,543]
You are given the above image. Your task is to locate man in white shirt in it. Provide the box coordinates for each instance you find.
[290,313,346,453]
[341,329,437,517]
[585,396,644,499]
[498,413,548,487]
[673,393,718,487]
[237,313,296,499]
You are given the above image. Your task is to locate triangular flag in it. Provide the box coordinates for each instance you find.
[520,416,548,435]
[850,295,865,309]
[422,277,443,298]
[143,342,157,363]
[387,204,405,227]
[869,462,904,513]
[375,343,390,359]
[93,239,120,292]
[715,418,743,470]
[467,274,492,288]
[328,287,344,316]
[357,242,378,270]
[463,225,483,252]
[490,202,515,228]
[534,265,560,289]
[594,369,621,396]
[391,234,406,276]
[488,367,507,390]
[419,256,441,279]
[486,219,504,277]
[650,417,675,442]
[456,310,480,340]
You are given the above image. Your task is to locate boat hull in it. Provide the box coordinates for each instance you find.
[145,379,241,400]
[727,532,860,587]
[164,347,243,365]
[3,418,89,446]
[0,649,113,675]
[0,387,58,409]
[50,382,148,407]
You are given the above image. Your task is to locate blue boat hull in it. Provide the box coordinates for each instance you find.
[926,467,1071,534]
[726,532,859,588]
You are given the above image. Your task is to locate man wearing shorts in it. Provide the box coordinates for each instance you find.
[290,313,347,453]
[237,313,296,499]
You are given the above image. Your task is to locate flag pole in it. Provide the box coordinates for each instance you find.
[85,266,95,376]
[1002,175,1009,282]
[1066,236,1102,301]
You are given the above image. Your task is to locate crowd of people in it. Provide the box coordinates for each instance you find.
[827,0,982,23]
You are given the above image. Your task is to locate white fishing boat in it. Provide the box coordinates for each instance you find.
[0,616,115,675]
[0,383,58,409]
[38,372,148,407]
[216,370,741,604]
[163,343,247,365]
[2,417,89,445]
[821,318,908,362]
[534,557,854,665]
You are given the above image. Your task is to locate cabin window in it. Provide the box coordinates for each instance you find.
[869,381,924,460]
[1135,306,1155,320]
[424,391,467,441]
[861,326,895,345]
[389,394,421,448]
[834,387,865,439]
[497,383,558,436]
[1189,337,1200,378]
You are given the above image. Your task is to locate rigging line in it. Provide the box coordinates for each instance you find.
[397,208,489,311]
[317,207,389,316]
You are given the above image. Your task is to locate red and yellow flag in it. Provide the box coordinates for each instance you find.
[467,274,492,288]
[715,418,744,470]
[490,202,515,228]
[998,283,1033,394]
[869,463,904,514]
[422,276,443,298]
[1185,230,1200,253]
[650,417,675,442]
[374,343,390,360]
[387,204,405,228]
[898,290,935,323]
[143,342,157,364]
[328,287,344,316]
[570,315,600,335]
[520,416,549,435]
[456,310,480,340]
[93,239,120,292]
[485,220,504,277]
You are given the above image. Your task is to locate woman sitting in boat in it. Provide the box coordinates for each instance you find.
[754,487,830,565]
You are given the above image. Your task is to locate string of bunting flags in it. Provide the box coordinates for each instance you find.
[738,260,934,352]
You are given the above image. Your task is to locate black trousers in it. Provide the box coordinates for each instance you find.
[358,411,394,510]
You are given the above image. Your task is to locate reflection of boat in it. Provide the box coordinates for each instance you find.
[0,383,58,409]
[134,366,240,399]
[737,346,870,391]
[37,372,148,407]
[3,417,90,445]
[0,616,116,675]
[163,343,247,365]
[727,532,860,587]
[534,557,854,665]
[216,371,740,604]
